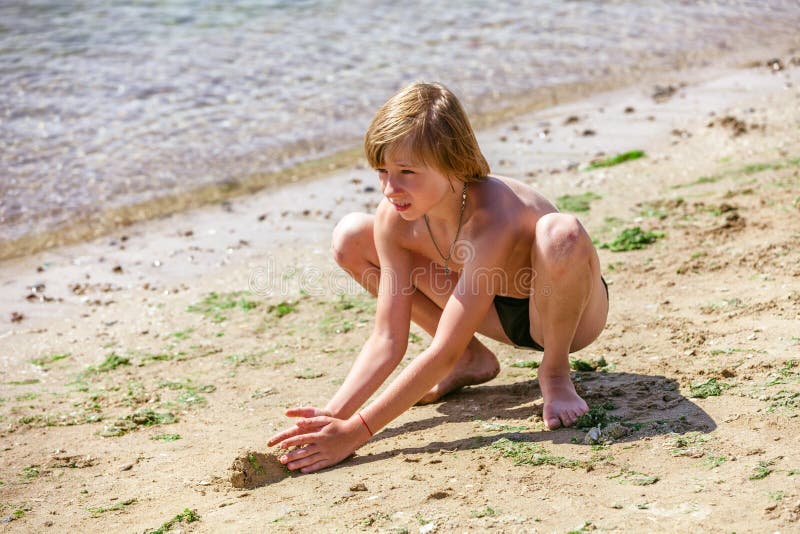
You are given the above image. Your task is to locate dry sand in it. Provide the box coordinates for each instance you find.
[1,52,800,532]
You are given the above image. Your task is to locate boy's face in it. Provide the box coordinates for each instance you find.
[376,144,452,221]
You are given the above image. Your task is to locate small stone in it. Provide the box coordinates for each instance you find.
[766,58,784,71]
[28,282,46,294]
[584,426,602,444]
[349,482,367,491]
[604,422,630,440]
[652,84,678,102]
[119,463,134,471]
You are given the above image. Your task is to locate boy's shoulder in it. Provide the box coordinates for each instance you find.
[374,199,413,239]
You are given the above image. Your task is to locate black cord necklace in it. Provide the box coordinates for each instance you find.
[423,182,467,275]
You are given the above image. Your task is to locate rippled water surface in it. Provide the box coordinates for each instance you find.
[1,0,799,245]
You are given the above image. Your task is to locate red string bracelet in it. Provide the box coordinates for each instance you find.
[358,413,374,437]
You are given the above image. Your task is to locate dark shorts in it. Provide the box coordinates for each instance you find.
[493,277,608,351]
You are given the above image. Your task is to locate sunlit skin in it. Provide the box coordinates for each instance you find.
[267,145,608,473]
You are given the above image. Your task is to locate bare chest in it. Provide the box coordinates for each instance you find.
[405,215,537,296]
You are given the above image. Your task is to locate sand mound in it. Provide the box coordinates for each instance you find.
[228,451,288,489]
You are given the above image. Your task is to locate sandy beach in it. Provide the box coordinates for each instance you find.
[2,49,800,533]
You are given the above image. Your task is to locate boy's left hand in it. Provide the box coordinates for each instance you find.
[269,415,370,473]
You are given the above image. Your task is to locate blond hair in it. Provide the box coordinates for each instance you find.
[364,82,489,182]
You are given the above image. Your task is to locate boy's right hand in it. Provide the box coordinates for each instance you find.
[266,406,332,447]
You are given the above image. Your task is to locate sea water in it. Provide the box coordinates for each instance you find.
[1,0,799,249]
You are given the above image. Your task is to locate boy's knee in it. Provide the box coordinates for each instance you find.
[331,212,373,268]
[536,213,588,267]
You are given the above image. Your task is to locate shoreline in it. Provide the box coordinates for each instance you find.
[2,39,798,262]
[1,49,799,532]
[2,54,797,332]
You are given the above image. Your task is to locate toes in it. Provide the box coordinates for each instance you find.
[568,413,580,427]
[544,416,562,430]
[563,410,579,427]
[415,388,441,405]
[544,407,584,429]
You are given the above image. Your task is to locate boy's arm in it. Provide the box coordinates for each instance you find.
[356,244,502,434]
[324,200,416,416]
[275,226,512,472]
[268,201,414,446]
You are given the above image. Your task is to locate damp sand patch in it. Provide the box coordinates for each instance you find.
[228,451,289,489]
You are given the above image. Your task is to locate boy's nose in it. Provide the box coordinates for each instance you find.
[382,175,402,196]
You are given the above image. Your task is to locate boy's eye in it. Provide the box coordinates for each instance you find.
[376,168,387,174]
[401,169,415,175]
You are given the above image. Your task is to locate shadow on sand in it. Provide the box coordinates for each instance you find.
[350,370,716,467]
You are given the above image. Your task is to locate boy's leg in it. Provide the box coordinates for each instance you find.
[529,213,609,429]
[332,213,502,403]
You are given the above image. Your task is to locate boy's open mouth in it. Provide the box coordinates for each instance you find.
[389,199,411,211]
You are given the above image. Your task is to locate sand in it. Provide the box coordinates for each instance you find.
[1,51,799,532]
[228,452,290,489]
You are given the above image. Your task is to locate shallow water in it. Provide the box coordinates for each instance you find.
[1,0,799,248]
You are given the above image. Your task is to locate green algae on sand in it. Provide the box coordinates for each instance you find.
[600,226,664,252]
[585,150,645,170]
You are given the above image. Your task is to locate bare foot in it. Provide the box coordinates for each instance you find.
[416,338,500,404]
[538,370,589,429]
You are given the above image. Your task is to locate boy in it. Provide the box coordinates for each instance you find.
[267,82,608,473]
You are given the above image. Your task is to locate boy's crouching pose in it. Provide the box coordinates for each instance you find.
[267,82,609,473]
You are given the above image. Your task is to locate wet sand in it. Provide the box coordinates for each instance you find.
[1,52,799,531]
